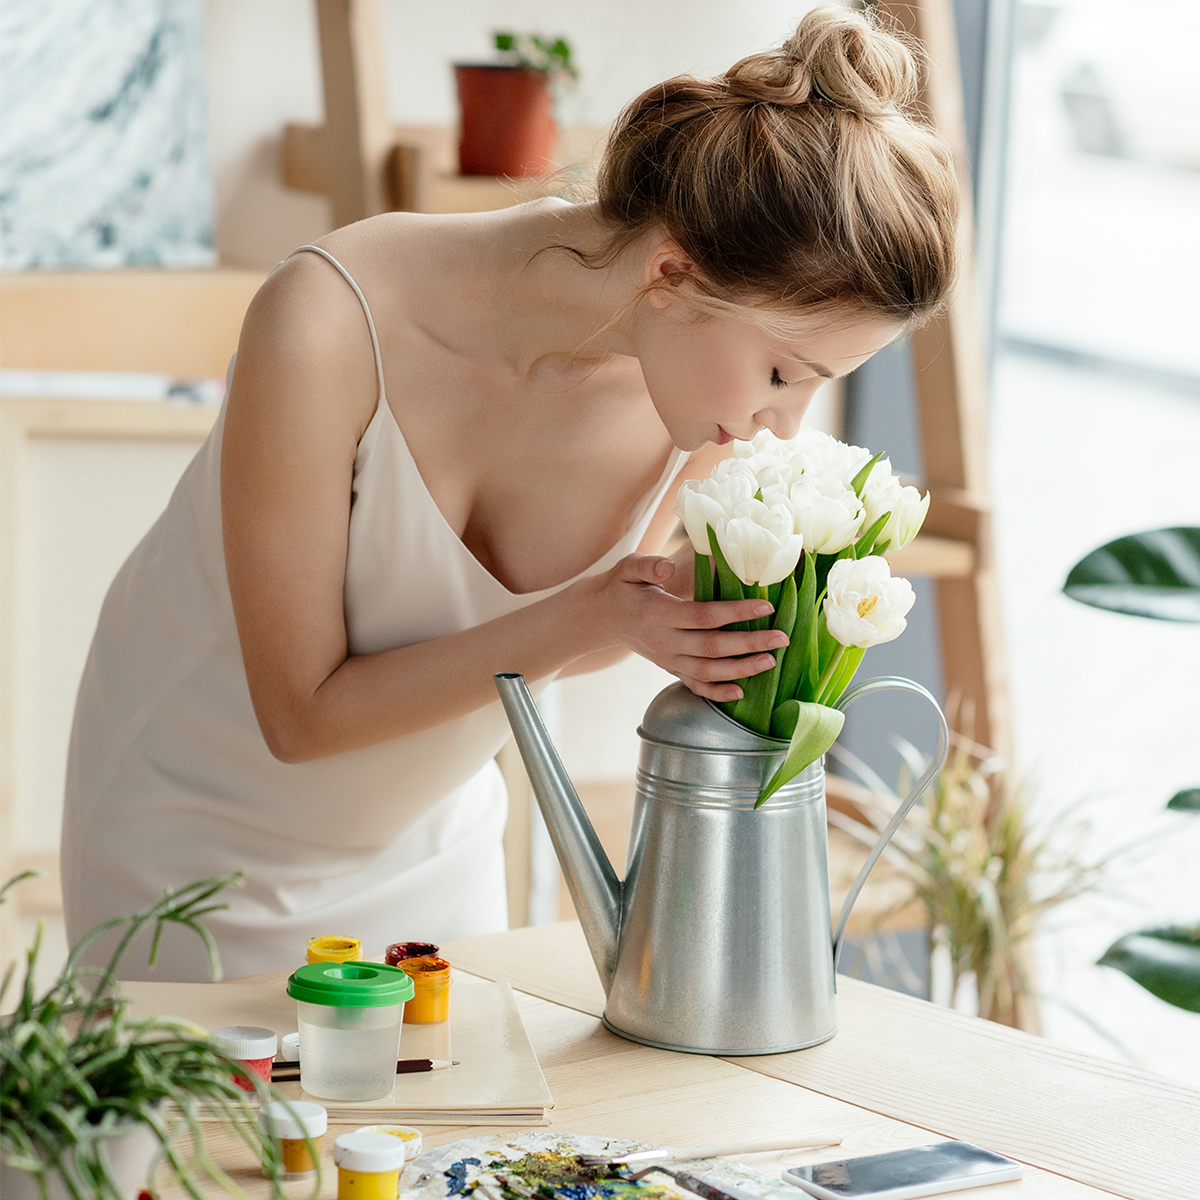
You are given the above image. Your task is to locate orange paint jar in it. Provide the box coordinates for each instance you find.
[398,956,452,1024]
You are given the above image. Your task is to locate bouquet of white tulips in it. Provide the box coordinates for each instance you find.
[675,428,928,805]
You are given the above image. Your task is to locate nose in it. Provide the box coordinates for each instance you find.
[756,385,819,440]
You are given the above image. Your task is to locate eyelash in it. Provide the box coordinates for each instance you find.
[770,368,788,389]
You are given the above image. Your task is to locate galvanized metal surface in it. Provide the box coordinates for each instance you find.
[495,674,947,1056]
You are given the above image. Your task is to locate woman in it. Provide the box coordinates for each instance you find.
[61,7,958,980]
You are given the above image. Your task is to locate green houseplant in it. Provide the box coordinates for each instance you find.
[1064,526,1200,1013]
[826,712,1109,1030]
[0,872,296,1199]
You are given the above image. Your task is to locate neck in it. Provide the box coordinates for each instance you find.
[445,201,650,385]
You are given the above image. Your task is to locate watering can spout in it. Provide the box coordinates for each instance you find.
[494,673,622,990]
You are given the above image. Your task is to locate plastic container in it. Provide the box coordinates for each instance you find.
[307,934,363,963]
[397,956,452,1024]
[287,961,414,1102]
[334,1130,406,1199]
[212,1026,277,1091]
[384,941,439,965]
[258,1100,326,1179]
[353,1123,422,1160]
[280,1031,302,1062]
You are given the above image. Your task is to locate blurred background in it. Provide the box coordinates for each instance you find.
[1,0,1197,1083]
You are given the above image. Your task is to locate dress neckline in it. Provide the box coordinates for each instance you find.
[289,243,687,599]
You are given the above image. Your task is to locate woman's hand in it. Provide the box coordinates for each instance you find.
[579,553,789,702]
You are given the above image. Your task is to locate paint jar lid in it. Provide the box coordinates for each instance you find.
[279,1032,301,1062]
[258,1100,327,1140]
[288,961,415,1008]
[354,1124,422,1160]
[212,1025,277,1059]
[334,1130,407,1171]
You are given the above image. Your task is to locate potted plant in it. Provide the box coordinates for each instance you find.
[454,32,578,178]
[1064,525,1200,1013]
[0,872,297,1199]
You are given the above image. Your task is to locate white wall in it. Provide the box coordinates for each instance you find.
[202,0,815,267]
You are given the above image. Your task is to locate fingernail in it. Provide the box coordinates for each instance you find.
[767,634,788,649]
[753,603,773,617]
[757,656,775,670]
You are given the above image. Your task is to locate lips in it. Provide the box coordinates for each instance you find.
[715,425,733,445]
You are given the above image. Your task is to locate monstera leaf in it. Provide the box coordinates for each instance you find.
[1097,926,1200,1013]
[1064,527,1200,622]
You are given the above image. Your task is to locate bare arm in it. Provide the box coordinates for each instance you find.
[222,262,781,763]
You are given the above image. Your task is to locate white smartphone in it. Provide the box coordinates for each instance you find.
[782,1140,1023,1200]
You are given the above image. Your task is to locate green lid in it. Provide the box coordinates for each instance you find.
[287,960,415,1007]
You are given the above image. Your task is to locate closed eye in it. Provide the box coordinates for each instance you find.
[770,367,788,389]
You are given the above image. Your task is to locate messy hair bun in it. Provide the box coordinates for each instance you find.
[593,5,959,324]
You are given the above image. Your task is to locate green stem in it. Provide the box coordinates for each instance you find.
[694,550,713,603]
[813,642,846,705]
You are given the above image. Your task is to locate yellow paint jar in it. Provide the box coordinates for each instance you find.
[307,934,363,963]
[334,1130,406,1198]
[398,956,452,1024]
[257,1100,326,1179]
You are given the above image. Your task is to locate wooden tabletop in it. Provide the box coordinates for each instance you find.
[159,921,1198,1199]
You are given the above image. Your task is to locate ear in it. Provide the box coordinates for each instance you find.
[643,240,696,309]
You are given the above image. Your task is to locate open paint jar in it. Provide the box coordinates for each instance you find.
[287,962,414,1101]
[307,934,363,963]
[397,956,452,1024]
[384,940,439,965]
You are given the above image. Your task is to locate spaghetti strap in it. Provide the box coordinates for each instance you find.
[290,244,388,406]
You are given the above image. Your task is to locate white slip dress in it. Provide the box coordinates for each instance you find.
[61,244,686,982]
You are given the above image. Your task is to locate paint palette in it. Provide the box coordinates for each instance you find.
[399,1133,790,1200]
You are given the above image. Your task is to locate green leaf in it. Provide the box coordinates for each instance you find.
[1097,925,1200,1012]
[1063,526,1200,622]
[495,31,516,51]
[708,524,747,624]
[778,553,815,704]
[770,699,801,740]
[756,702,845,807]
[694,550,713,603]
[730,576,798,735]
[850,451,885,498]
[1167,788,1200,812]
[854,511,890,559]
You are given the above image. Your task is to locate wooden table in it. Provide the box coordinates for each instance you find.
[161,921,1198,1199]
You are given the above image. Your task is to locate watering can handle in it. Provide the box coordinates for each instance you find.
[828,676,950,971]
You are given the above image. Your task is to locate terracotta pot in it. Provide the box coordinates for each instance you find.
[454,64,556,177]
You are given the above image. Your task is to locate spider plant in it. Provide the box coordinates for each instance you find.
[0,872,295,1199]
[828,711,1111,1029]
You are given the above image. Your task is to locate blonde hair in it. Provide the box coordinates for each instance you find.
[587,5,960,332]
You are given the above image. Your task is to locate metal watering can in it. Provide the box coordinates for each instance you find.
[495,672,948,1055]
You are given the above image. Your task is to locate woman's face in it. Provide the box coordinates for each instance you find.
[634,292,903,453]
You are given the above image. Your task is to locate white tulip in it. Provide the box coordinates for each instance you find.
[823,556,916,648]
[712,452,791,490]
[715,498,805,587]
[785,428,874,488]
[674,474,755,555]
[862,473,930,550]
[784,476,866,555]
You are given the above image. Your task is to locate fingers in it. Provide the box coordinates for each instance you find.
[619,553,675,585]
[685,597,775,628]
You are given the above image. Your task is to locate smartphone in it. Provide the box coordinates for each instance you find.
[782,1140,1023,1200]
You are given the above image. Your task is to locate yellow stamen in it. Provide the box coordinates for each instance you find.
[857,596,878,618]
